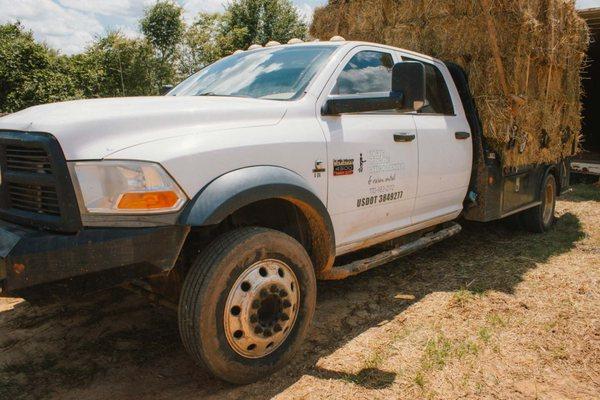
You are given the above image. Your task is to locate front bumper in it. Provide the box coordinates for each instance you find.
[0,219,189,296]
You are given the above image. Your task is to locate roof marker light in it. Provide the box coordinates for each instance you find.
[287,38,303,44]
[248,44,262,50]
[265,40,281,47]
[330,36,346,42]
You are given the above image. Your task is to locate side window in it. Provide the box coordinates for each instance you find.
[403,57,454,115]
[332,50,394,95]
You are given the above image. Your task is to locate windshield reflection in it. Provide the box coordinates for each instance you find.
[169,45,338,100]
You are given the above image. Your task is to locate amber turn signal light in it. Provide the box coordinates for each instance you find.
[117,191,180,210]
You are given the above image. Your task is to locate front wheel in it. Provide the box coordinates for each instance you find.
[520,173,557,233]
[178,227,316,384]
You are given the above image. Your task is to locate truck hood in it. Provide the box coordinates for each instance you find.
[0,96,287,159]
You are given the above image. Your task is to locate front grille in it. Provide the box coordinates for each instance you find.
[0,131,81,232]
[5,145,52,174]
[8,182,60,216]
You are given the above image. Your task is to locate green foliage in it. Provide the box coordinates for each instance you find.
[140,1,185,62]
[140,1,185,85]
[0,23,79,113]
[0,0,310,113]
[222,0,308,51]
[179,13,226,75]
[88,32,160,97]
[177,0,309,70]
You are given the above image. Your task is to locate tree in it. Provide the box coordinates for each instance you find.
[0,0,311,113]
[140,1,185,63]
[221,0,308,52]
[179,13,225,75]
[177,0,310,76]
[0,23,79,113]
[88,32,160,97]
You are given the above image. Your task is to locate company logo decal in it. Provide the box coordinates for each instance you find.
[333,159,354,176]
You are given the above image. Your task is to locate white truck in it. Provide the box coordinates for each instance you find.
[0,40,571,383]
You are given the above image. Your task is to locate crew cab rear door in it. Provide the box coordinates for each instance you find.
[400,54,473,224]
[317,46,419,253]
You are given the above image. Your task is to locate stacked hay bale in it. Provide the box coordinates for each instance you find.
[311,0,589,168]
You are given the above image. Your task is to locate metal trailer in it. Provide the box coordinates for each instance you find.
[573,8,600,179]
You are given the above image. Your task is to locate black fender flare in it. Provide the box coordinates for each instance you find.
[179,166,336,274]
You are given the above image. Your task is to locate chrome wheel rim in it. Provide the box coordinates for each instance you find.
[224,259,300,358]
[542,180,555,226]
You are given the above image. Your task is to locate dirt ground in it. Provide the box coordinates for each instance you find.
[0,184,598,400]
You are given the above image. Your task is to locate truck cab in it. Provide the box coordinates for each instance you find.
[0,40,562,383]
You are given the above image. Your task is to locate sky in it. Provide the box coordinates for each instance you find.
[0,0,597,55]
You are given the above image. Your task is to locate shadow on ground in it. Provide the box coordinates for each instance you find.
[0,201,586,400]
[563,183,600,202]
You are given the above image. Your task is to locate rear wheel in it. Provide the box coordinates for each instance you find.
[520,173,557,233]
[178,227,316,384]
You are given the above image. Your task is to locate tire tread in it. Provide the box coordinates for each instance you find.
[178,227,271,372]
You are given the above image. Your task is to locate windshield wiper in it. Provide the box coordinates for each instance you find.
[197,92,251,98]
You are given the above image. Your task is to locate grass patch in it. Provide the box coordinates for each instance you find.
[455,340,480,359]
[485,313,507,328]
[414,371,426,388]
[414,333,486,390]
[450,289,485,307]
[423,336,453,369]
[364,349,384,369]
[567,183,600,202]
[0,380,27,400]
[478,327,492,344]
[1,354,58,375]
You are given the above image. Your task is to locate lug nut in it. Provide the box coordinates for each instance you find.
[280,313,289,321]
[282,299,292,309]
[273,324,282,332]
[250,314,258,323]
[270,284,278,293]
[279,289,288,297]
[252,300,260,309]
[260,289,268,298]
[263,329,272,337]
[254,326,263,334]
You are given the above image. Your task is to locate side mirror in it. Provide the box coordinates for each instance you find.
[392,62,426,111]
[321,92,404,116]
[321,62,426,116]
[160,84,174,95]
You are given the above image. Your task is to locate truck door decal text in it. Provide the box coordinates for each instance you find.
[356,191,403,208]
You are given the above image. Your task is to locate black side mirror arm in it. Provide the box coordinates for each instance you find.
[160,84,174,96]
[321,91,405,116]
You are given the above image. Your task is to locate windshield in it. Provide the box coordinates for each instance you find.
[168,45,338,100]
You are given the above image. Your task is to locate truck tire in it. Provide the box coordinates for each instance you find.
[520,173,557,233]
[178,227,316,384]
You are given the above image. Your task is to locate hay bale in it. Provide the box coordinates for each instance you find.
[311,0,589,168]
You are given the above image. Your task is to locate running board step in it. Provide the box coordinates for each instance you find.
[321,222,462,280]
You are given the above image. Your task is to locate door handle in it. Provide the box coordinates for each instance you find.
[394,133,416,142]
[455,131,471,140]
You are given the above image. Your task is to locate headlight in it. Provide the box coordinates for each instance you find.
[70,161,187,214]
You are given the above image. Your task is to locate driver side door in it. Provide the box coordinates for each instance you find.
[317,47,419,253]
